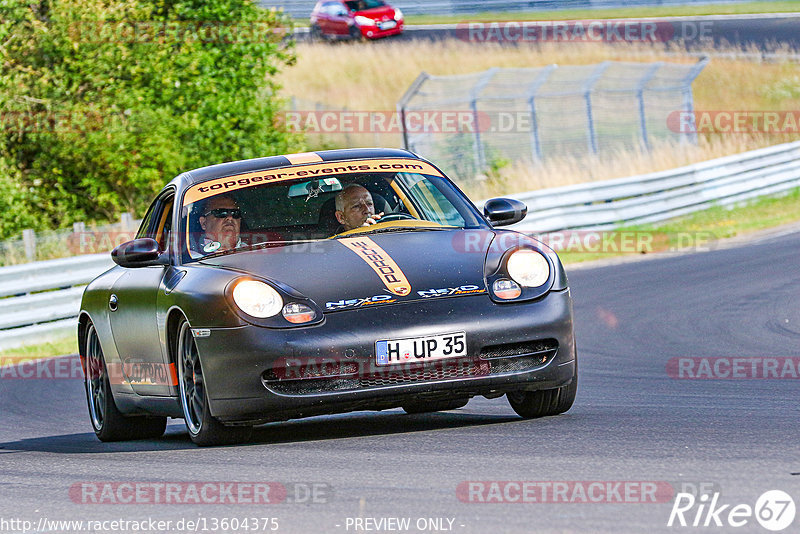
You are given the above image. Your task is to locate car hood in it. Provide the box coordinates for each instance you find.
[355,6,396,20]
[198,229,495,311]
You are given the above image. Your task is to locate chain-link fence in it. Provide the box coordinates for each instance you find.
[397,58,708,182]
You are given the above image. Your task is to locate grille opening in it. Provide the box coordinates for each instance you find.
[479,338,558,360]
[262,339,558,396]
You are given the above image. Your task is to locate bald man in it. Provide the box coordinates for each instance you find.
[334,184,384,232]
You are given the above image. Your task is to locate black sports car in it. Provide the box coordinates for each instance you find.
[79,148,577,446]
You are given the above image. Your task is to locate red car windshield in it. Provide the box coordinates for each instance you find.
[345,0,386,11]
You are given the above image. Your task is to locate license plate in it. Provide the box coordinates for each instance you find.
[378,20,397,30]
[376,332,466,366]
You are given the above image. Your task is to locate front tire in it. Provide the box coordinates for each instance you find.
[309,24,323,42]
[349,25,363,41]
[83,322,166,441]
[506,362,577,419]
[176,319,252,446]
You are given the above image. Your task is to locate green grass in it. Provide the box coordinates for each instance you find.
[558,187,800,264]
[0,333,78,363]
[402,1,800,25]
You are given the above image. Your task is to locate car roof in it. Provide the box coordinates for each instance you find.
[167,148,422,191]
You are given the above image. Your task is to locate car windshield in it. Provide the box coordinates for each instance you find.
[180,158,486,262]
[345,0,385,11]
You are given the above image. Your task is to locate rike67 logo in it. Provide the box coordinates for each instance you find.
[668,490,796,531]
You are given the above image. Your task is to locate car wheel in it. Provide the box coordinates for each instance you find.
[83,322,167,441]
[349,25,363,41]
[309,24,323,42]
[403,398,469,414]
[176,319,252,446]
[506,360,577,418]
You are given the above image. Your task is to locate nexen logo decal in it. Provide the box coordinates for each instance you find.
[417,285,485,298]
[326,295,394,310]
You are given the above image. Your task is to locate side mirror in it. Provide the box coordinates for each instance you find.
[483,198,527,227]
[111,238,165,268]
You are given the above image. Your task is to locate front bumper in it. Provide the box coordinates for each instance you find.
[359,23,403,39]
[195,289,575,424]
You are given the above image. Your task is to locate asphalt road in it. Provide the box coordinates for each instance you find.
[1,229,799,533]
[306,14,800,51]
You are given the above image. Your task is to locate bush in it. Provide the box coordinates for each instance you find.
[0,0,302,239]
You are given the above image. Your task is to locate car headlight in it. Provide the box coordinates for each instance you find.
[232,280,283,318]
[354,15,376,26]
[393,8,403,20]
[506,249,550,287]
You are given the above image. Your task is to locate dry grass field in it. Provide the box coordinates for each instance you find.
[278,40,800,196]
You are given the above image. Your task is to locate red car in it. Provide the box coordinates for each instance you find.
[310,0,404,40]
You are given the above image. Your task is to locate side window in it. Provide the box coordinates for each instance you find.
[136,200,161,240]
[155,199,174,252]
[135,192,175,253]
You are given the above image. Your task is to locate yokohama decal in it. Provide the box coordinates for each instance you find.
[338,237,411,296]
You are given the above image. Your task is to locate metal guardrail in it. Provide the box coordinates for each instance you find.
[0,254,114,350]
[1,141,799,350]
[501,141,800,233]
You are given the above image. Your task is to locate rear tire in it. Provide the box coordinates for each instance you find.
[506,361,577,419]
[403,398,469,414]
[176,319,252,446]
[83,322,167,441]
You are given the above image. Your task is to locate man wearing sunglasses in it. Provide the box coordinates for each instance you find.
[198,195,244,253]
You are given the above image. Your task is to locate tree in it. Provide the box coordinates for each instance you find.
[0,0,302,238]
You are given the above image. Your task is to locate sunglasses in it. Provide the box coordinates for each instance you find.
[204,208,242,219]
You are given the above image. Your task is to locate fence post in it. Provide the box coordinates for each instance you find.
[583,62,610,156]
[636,62,663,151]
[469,68,499,172]
[22,229,36,261]
[681,55,710,146]
[396,72,431,151]
[527,64,558,162]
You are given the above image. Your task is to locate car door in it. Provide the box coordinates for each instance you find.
[316,2,336,35]
[329,2,352,36]
[107,190,175,396]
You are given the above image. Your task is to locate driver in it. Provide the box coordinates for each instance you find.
[334,184,384,232]
[198,195,243,253]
